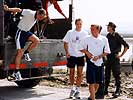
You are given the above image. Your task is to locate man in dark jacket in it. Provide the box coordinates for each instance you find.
[104,22,129,98]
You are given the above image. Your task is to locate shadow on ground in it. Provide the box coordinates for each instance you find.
[0,85,54,100]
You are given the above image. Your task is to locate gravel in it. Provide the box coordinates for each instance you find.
[40,71,133,99]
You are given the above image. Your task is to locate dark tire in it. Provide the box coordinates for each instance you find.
[15,79,40,88]
[47,67,53,75]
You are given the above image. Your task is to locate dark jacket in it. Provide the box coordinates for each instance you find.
[107,32,129,54]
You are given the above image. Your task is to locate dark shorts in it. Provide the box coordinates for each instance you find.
[15,29,33,49]
[86,60,104,84]
[67,56,85,68]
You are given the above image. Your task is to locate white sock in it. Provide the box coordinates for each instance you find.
[71,85,75,90]
[34,31,37,34]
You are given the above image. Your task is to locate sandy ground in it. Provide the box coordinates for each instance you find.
[0,66,132,100]
[40,67,133,100]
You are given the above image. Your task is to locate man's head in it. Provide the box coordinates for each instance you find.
[107,22,116,32]
[90,24,101,37]
[36,9,47,21]
[75,18,83,31]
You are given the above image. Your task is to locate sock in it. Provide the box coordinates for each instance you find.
[71,85,75,91]
[24,50,29,54]
[34,31,37,34]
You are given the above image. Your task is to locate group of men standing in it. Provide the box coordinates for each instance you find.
[63,19,129,100]
[3,1,129,99]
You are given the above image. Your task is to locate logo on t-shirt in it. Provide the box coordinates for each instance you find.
[72,36,80,43]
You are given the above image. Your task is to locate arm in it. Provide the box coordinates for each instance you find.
[80,49,93,59]
[116,33,129,59]
[80,49,107,62]
[64,42,70,58]
[43,0,49,16]
[91,52,109,62]
[53,1,67,19]
[117,47,128,59]
[4,5,22,13]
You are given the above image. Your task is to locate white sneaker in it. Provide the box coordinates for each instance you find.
[69,90,76,99]
[11,71,16,78]
[74,91,80,99]
[24,53,31,61]
[15,71,22,80]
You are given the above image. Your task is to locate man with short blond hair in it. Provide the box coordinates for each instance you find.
[63,18,88,99]
[79,24,110,100]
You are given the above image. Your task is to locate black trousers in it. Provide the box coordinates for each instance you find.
[95,81,104,99]
[105,54,121,90]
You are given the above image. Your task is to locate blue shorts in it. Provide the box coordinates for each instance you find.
[67,56,85,68]
[86,60,104,84]
[15,29,33,49]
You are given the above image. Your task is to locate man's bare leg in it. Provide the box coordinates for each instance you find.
[89,84,96,100]
[69,68,75,98]
[94,84,99,93]
[23,34,40,61]
[76,66,83,87]
[25,34,40,52]
[15,49,24,69]
[74,66,83,98]
[69,68,75,86]
[11,49,24,80]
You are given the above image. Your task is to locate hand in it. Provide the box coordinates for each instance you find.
[92,56,99,61]
[48,19,54,24]
[4,5,9,11]
[66,53,70,58]
[116,55,121,59]
[86,53,93,59]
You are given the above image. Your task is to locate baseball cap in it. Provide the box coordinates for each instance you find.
[106,22,116,28]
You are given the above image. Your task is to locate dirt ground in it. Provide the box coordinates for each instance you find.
[40,70,133,99]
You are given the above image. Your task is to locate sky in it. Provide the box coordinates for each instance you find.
[48,0,133,34]
[49,0,133,60]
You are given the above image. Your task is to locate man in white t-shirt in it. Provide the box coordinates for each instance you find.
[4,5,47,80]
[78,24,110,100]
[63,18,89,99]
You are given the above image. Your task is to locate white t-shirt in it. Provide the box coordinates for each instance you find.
[17,9,36,32]
[63,29,89,57]
[78,34,110,66]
